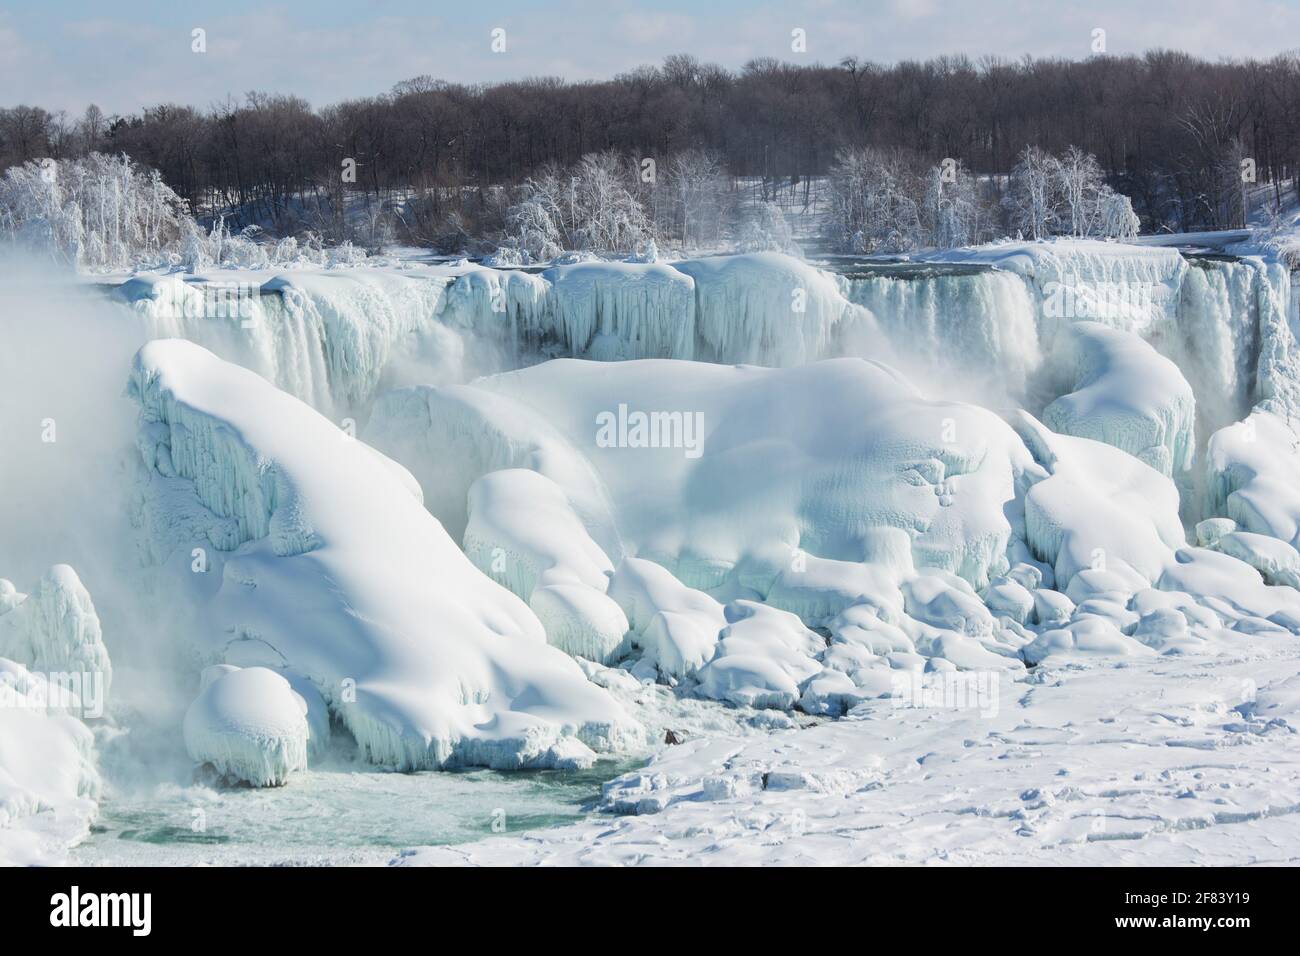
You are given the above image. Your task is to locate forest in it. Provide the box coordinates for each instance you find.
[0,50,1293,257]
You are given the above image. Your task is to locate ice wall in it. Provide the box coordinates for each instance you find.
[111,244,1299,534]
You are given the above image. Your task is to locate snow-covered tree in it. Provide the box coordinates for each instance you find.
[502,166,566,262]
[502,151,655,260]
[736,200,799,254]
[1005,146,1060,241]
[918,160,983,249]
[571,151,655,254]
[1054,146,1104,237]
[1093,188,1140,240]
[826,147,921,252]
[666,149,727,249]
[1005,145,1140,241]
[0,152,194,270]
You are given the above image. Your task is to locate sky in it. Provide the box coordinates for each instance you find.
[3,0,1299,114]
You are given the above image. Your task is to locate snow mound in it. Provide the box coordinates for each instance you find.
[129,339,639,770]
[609,557,726,680]
[696,601,824,710]
[1206,410,1300,548]
[1015,414,1184,587]
[183,665,311,787]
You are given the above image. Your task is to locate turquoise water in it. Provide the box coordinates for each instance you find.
[72,756,638,866]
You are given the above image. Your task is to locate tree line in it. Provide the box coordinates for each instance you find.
[2,49,1297,249]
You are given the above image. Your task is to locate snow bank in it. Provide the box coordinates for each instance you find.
[128,339,639,770]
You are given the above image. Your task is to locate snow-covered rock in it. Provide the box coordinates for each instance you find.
[1206,409,1300,548]
[183,665,311,787]
[609,557,726,680]
[695,601,824,709]
[1015,415,1184,586]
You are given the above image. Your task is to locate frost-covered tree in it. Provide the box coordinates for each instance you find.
[665,149,727,249]
[0,152,194,270]
[502,166,566,262]
[570,151,655,254]
[1004,145,1139,241]
[1054,145,1104,237]
[1005,146,1060,240]
[918,160,983,249]
[502,151,655,260]
[736,200,799,254]
[1092,188,1141,240]
[826,147,920,252]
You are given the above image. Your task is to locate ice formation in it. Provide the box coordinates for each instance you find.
[370,357,1036,595]
[128,339,638,771]
[70,240,1300,778]
[0,566,106,863]
[183,665,313,787]
[109,241,1300,461]
[0,564,111,712]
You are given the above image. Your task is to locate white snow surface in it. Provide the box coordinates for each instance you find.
[395,633,1300,866]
